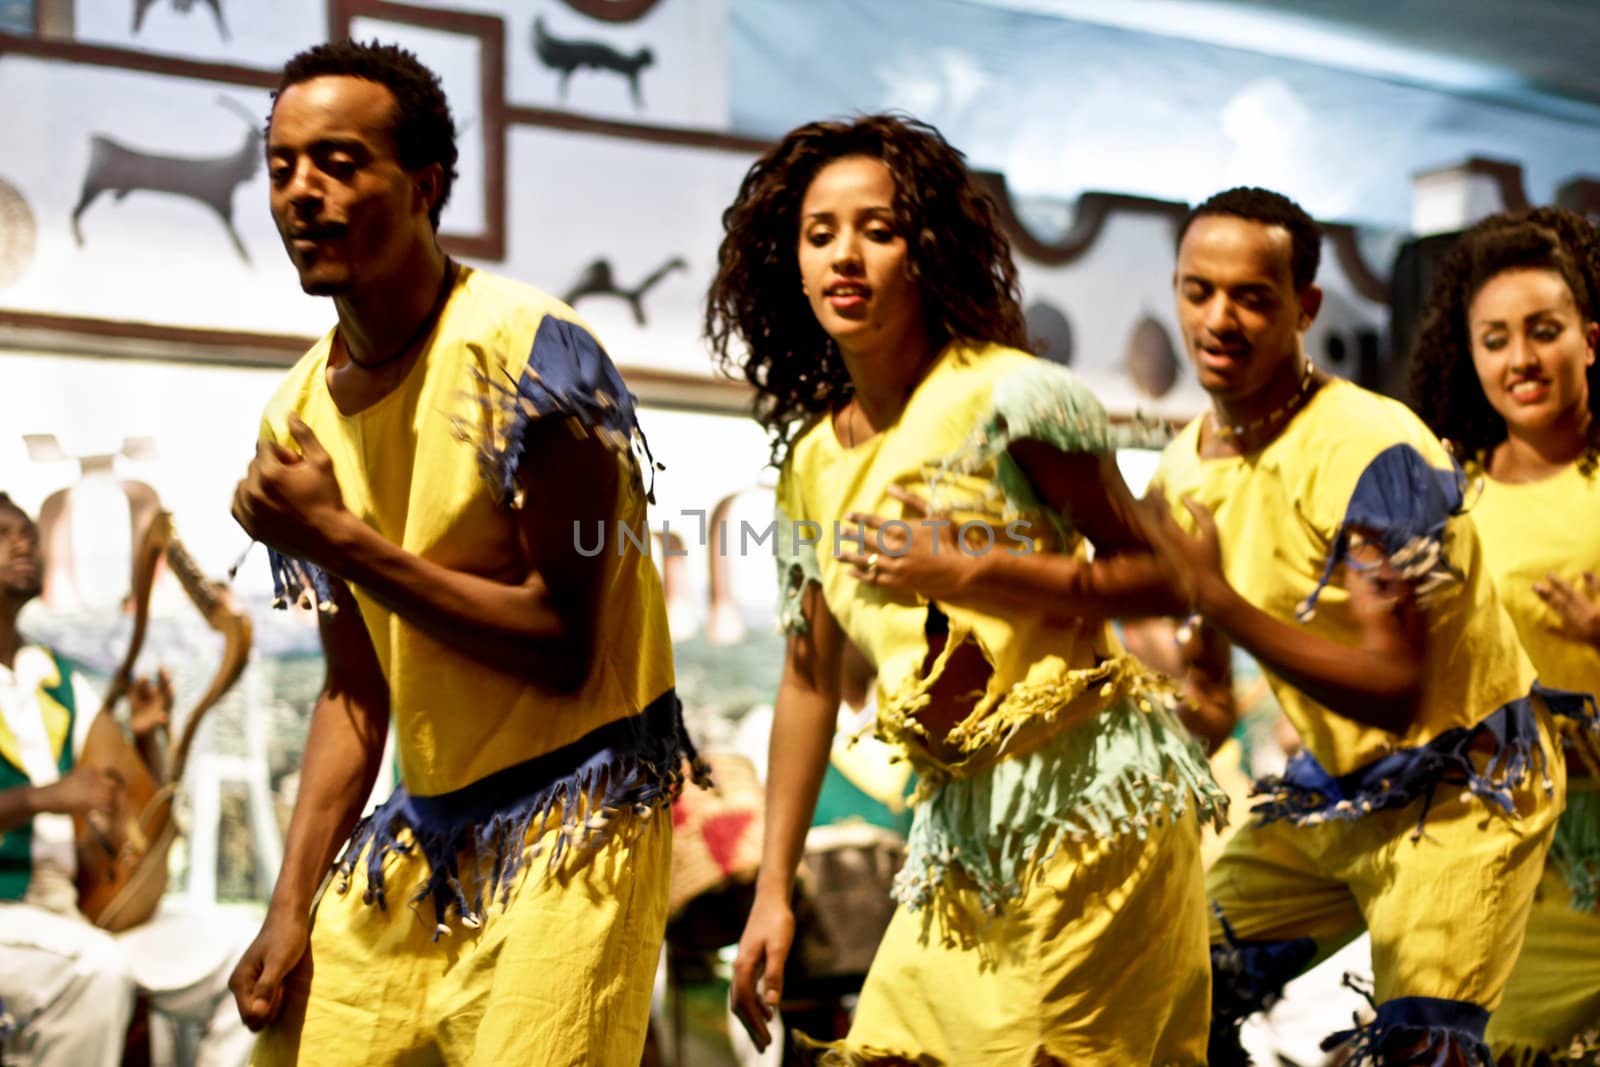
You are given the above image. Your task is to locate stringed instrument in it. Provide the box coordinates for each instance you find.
[73,510,252,932]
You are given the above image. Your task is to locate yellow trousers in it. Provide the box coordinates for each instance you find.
[253,814,671,1067]
[1208,763,1560,1027]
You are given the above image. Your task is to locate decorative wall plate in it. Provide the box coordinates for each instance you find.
[0,175,38,291]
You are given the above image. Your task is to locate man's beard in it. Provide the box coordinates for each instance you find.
[1,575,41,603]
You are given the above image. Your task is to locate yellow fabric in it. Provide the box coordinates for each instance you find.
[1474,460,1600,771]
[252,813,671,1067]
[1207,729,1562,1012]
[1470,460,1600,1059]
[802,808,1211,1066]
[1154,378,1537,776]
[1487,837,1600,1064]
[0,652,66,777]
[1201,738,1257,871]
[775,340,1123,775]
[778,342,1215,1062]
[0,719,19,778]
[259,267,675,797]
[1472,460,1600,696]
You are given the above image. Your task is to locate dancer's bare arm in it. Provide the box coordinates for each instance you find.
[229,577,389,1030]
[1141,497,1426,734]
[233,412,617,689]
[730,582,844,1051]
[840,442,1184,619]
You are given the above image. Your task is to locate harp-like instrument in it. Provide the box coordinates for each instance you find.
[74,511,252,931]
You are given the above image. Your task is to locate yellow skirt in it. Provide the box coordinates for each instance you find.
[1486,862,1600,1065]
[799,806,1211,1066]
[252,813,671,1067]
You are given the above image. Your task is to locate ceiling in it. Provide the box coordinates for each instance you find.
[963,0,1600,120]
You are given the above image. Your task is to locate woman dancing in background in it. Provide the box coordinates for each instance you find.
[1412,206,1600,1066]
[706,113,1224,1065]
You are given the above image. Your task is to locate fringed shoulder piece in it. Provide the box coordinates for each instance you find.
[1250,683,1587,832]
[937,359,1169,538]
[457,314,661,508]
[334,689,707,937]
[774,499,822,637]
[1297,442,1466,622]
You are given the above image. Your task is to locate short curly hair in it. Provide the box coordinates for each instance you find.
[1409,207,1600,473]
[1178,186,1322,291]
[705,114,1028,468]
[273,39,459,230]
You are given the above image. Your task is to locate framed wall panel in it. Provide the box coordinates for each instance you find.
[70,0,327,70]
[333,0,505,259]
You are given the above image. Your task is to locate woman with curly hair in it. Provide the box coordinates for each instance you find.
[1411,206,1600,1066]
[708,114,1225,1065]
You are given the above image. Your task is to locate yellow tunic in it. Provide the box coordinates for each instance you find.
[1156,380,1537,775]
[780,341,1223,1065]
[251,266,691,1067]
[1156,379,1565,1060]
[258,266,676,799]
[1472,460,1600,1064]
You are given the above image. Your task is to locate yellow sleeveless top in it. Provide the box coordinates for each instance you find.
[1472,460,1600,772]
[775,340,1223,914]
[259,267,677,798]
[777,341,1138,771]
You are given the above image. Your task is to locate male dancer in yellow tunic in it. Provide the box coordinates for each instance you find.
[1141,188,1579,1065]
[227,41,696,1065]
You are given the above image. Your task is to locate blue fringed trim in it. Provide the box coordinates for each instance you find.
[1249,684,1580,833]
[1550,685,1600,740]
[334,689,708,938]
[1297,443,1465,622]
[456,315,662,508]
[266,548,336,613]
[1495,1029,1600,1067]
[1322,991,1493,1067]
[1208,906,1319,1066]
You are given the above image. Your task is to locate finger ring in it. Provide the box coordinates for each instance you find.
[865,552,880,576]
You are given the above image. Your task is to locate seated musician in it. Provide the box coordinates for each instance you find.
[0,492,253,1067]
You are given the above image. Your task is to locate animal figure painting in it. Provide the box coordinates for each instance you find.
[562,255,686,325]
[71,97,261,263]
[533,16,655,109]
[134,0,230,41]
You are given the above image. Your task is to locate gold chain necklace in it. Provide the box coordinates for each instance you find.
[1209,360,1319,444]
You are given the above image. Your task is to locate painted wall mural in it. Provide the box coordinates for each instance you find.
[133,0,229,42]
[0,176,37,290]
[72,0,328,69]
[1,0,1583,419]
[1023,300,1072,367]
[71,95,262,262]
[532,16,654,109]
[345,0,728,126]
[562,255,687,326]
